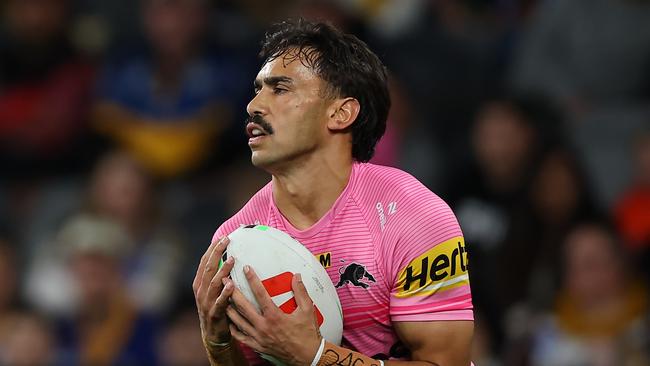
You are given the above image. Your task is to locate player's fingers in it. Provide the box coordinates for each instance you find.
[292,273,314,311]
[199,237,230,293]
[205,256,234,304]
[206,237,229,276]
[194,237,224,290]
[207,277,235,320]
[243,265,276,314]
[226,304,257,339]
[229,323,264,353]
[230,284,265,325]
[193,238,221,293]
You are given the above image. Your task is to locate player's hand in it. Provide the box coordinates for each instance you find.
[193,236,235,346]
[226,266,322,366]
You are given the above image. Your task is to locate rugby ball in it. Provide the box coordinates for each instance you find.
[223,225,343,348]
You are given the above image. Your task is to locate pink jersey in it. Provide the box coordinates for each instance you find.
[213,162,473,363]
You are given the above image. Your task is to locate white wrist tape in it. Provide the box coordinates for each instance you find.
[310,338,326,366]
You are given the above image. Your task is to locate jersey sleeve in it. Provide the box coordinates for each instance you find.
[211,223,234,244]
[385,193,473,322]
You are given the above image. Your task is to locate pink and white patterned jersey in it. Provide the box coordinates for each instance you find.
[213,162,473,363]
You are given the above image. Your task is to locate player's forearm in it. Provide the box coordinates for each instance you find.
[317,342,438,366]
[204,339,249,366]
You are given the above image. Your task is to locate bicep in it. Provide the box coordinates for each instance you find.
[393,320,474,366]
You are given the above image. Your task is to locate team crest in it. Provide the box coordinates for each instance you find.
[335,262,376,289]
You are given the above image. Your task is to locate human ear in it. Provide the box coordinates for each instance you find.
[327,97,360,131]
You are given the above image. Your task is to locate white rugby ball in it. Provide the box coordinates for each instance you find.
[224,225,343,348]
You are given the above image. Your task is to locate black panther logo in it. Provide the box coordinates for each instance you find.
[335,263,376,289]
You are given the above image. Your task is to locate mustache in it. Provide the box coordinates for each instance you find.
[246,114,274,135]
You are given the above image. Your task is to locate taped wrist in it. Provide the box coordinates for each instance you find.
[310,338,326,366]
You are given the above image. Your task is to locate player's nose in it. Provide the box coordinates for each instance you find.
[246,91,268,117]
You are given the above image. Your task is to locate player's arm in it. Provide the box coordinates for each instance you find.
[380,188,474,365]
[394,320,473,365]
[312,320,472,366]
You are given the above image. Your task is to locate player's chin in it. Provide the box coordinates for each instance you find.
[250,151,273,168]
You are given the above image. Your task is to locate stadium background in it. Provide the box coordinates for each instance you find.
[0,0,649,364]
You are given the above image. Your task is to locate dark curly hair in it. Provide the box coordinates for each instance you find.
[259,18,390,162]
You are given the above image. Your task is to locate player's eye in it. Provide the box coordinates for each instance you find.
[273,87,287,95]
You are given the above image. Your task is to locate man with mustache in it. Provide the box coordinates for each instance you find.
[193,19,474,366]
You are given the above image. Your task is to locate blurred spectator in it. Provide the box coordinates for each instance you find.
[529,150,596,234]
[158,295,209,366]
[525,148,600,306]
[615,130,650,284]
[73,0,141,54]
[85,150,185,312]
[0,0,96,178]
[26,151,185,314]
[92,0,249,179]
[55,214,159,366]
[0,311,58,366]
[377,0,516,185]
[509,222,650,366]
[511,0,650,207]
[444,96,550,352]
[511,0,650,118]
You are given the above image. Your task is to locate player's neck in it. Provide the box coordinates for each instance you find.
[271,154,353,231]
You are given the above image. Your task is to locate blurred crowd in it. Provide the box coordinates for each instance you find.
[0,0,649,365]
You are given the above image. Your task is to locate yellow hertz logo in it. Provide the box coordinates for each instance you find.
[396,237,469,298]
[315,252,331,269]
